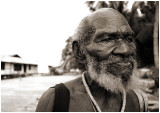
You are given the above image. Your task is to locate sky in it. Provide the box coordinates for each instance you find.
[0,0,90,67]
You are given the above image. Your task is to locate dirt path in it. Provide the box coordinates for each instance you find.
[1,74,158,112]
[1,74,79,112]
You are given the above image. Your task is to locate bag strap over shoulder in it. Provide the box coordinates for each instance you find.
[138,89,148,112]
[133,89,148,112]
[52,83,70,112]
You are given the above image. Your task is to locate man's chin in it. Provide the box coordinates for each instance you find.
[88,68,139,93]
[86,53,138,93]
[107,65,133,80]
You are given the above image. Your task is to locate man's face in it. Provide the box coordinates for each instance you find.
[84,9,137,92]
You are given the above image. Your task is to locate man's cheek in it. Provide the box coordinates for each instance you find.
[86,42,116,59]
[128,42,136,55]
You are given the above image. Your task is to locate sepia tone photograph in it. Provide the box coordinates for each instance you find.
[1,1,159,112]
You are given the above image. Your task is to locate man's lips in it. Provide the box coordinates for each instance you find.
[116,62,132,66]
[108,61,133,69]
[106,61,133,78]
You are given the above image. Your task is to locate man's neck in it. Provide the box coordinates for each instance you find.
[84,72,121,95]
[84,72,122,112]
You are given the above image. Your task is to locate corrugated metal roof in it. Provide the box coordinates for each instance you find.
[1,55,38,65]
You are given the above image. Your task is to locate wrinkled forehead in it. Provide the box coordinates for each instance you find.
[87,8,133,35]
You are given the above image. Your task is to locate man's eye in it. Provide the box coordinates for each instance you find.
[125,36,134,43]
[100,37,115,42]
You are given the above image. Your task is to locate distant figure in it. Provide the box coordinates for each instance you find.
[36,8,148,112]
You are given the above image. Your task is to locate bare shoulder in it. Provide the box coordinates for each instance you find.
[64,76,85,93]
[36,76,83,112]
[36,88,55,112]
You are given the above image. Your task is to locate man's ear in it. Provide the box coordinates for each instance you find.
[72,41,86,64]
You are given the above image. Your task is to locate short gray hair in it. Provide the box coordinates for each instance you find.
[73,16,95,53]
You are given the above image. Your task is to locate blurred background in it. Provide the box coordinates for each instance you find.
[1,1,159,112]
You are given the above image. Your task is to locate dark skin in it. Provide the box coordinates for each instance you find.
[85,73,122,112]
[85,73,139,112]
[73,9,138,111]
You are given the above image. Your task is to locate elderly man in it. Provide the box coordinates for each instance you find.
[36,8,148,112]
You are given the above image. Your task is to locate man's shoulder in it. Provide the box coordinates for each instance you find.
[125,89,148,112]
[132,89,148,112]
[64,76,85,93]
[36,76,84,112]
[36,87,55,112]
[64,76,82,86]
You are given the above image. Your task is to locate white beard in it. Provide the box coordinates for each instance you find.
[86,54,139,93]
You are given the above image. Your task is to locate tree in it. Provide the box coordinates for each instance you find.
[153,2,159,68]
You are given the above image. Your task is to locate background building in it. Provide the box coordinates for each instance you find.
[1,54,38,79]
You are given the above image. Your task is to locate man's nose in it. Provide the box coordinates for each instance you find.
[112,42,133,57]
